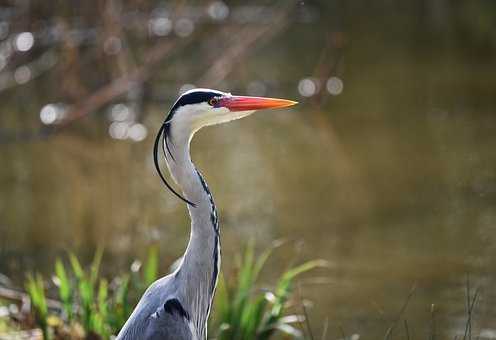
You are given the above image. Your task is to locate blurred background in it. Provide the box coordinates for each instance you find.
[1,0,496,338]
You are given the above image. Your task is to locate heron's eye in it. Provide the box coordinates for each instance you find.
[208,98,218,106]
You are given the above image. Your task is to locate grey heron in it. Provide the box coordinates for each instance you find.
[116,88,297,340]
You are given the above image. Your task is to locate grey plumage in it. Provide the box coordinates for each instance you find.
[118,277,194,340]
[116,89,296,340]
[117,90,223,340]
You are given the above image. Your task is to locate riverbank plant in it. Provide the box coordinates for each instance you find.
[13,242,321,339]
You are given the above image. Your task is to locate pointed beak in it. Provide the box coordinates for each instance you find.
[218,95,298,112]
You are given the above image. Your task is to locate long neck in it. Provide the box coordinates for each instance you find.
[165,125,220,338]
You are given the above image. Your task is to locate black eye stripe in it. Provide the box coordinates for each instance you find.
[173,91,222,109]
[166,90,224,122]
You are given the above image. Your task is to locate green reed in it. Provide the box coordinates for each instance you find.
[22,242,321,340]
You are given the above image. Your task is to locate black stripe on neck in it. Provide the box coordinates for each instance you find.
[194,170,220,296]
[195,170,219,233]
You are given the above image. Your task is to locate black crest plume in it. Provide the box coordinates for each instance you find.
[153,123,196,207]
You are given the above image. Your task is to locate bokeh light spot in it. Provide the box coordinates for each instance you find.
[109,122,129,140]
[128,123,148,142]
[15,32,34,52]
[110,103,132,122]
[149,17,172,37]
[40,103,66,125]
[40,105,57,125]
[326,76,343,95]
[14,66,31,84]
[131,260,141,273]
[208,1,229,21]
[298,78,318,97]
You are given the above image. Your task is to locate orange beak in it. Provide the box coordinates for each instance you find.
[218,95,298,112]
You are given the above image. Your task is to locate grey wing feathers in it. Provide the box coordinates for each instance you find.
[143,299,194,340]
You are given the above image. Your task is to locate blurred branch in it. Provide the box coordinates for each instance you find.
[0,50,58,92]
[0,1,297,144]
[0,286,62,312]
[309,32,343,107]
[59,35,198,127]
[0,37,194,143]
[198,1,297,86]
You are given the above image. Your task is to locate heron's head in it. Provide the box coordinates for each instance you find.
[165,88,297,134]
[155,88,297,205]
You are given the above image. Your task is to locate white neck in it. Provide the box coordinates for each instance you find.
[164,121,220,339]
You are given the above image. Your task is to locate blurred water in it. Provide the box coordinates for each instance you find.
[1,1,496,338]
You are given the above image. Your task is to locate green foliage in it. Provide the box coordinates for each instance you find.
[211,241,325,340]
[68,250,101,333]
[26,273,50,340]
[24,244,320,340]
[22,245,167,339]
[54,258,73,322]
[143,245,159,288]
[25,248,152,339]
[92,279,110,338]
[108,275,131,332]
